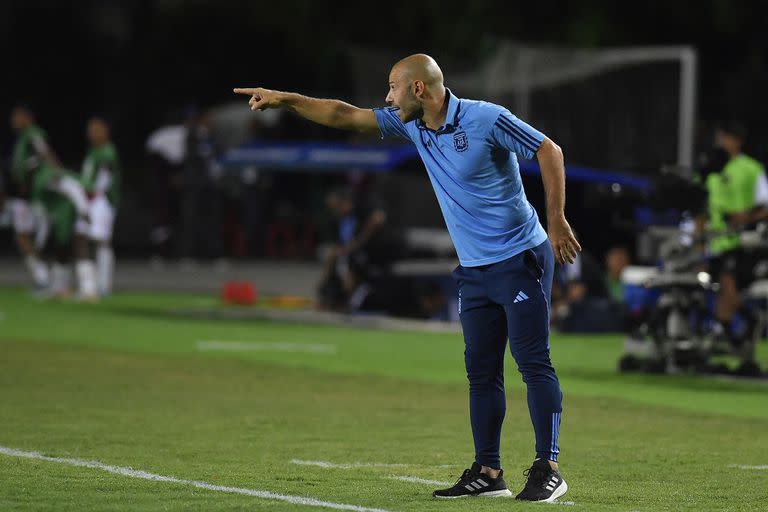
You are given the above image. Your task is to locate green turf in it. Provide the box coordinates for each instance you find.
[0,288,766,511]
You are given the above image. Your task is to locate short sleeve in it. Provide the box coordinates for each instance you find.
[754,170,768,206]
[373,107,411,141]
[489,111,545,160]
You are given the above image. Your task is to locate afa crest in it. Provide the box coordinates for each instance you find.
[453,131,469,152]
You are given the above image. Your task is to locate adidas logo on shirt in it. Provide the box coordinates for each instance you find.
[513,291,529,303]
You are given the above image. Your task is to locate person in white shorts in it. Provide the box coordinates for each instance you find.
[76,117,121,297]
[8,105,58,289]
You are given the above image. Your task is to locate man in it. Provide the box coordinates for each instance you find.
[178,108,224,261]
[553,246,628,333]
[604,246,630,303]
[8,105,58,289]
[704,122,767,373]
[317,186,395,311]
[235,53,580,502]
[145,121,186,259]
[76,117,121,296]
[30,163,96,299]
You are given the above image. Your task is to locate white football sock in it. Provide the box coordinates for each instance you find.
[51,263,72,295]
[96,245,114,296]
[25,255,50,287]
[76,260,98,298]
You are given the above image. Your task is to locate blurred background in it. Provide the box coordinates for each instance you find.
[2,0,768,366]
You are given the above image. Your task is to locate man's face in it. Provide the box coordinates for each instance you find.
[10,108,30,133]
[386,67,423,123]
[606,248,629,277]
[87,118,108,146]
[715,130,741,155]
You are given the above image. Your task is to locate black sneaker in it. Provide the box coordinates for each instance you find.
[514,458,568,502]
[432,462,512,499]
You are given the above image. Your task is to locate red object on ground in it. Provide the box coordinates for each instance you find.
[222,281,257,305]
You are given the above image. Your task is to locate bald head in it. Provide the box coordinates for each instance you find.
[386,54,447,124]
[392,54,444,87]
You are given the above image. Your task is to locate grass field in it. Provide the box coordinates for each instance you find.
[0,288,766,511]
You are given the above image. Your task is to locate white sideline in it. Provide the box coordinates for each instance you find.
[386,476,452,486]
[196,341,337,353]
[730,464,768,470]
[291,459,408,469]
[0,446,393,512]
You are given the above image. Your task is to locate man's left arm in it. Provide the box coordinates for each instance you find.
[490,111,581,264]
[536,137,581,264]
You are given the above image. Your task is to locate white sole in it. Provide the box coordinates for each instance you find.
[434,489,513,499]
[540,480,568,503]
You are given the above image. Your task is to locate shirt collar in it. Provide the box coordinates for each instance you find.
[416,88,460,133]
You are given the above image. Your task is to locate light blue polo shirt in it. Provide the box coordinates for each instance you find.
[374,88,548,267]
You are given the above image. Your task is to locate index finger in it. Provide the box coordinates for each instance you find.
[570,235,582,253]
[233,88,259,95]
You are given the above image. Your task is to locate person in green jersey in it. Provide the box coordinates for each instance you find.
[75,117,120,296]
[706,122,768,372]
[8,104,59,289]
[30,163,97,300]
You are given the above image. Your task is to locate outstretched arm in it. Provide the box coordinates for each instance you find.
[536,137,581,264]
[234,87,379,133]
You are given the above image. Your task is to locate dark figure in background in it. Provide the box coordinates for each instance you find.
[145,122,185,260]
[240,119,271,258]
[178,109,224,261]
[604,246,631,303]
[551,249,605,327]
[317,187,402,311]
[345,258,448,319]
[552,246,629,333]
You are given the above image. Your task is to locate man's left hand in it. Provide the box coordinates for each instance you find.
[548,215,581,265]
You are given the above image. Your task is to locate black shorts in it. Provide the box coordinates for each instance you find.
[708,248,765,290]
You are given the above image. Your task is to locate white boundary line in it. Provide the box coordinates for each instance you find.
[291,460,453,487]
[0,446,393,512]
[386,476,452,486]
[290,459,458,470]
[729,464,768,470]
[290,459,407,469]
[196,341,337,353]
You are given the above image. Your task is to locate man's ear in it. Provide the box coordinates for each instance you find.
[412,80,425,97]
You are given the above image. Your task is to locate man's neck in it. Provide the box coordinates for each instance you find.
[420,87,449,131]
